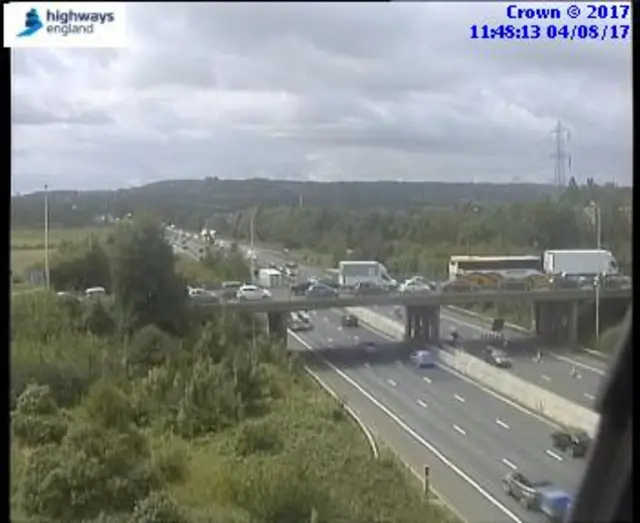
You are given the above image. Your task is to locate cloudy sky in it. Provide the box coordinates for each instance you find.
[11,2,632,193]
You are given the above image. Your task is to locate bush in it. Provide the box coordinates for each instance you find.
[12,411,68,447]
[233,420,282,457]
[131,491,188,523]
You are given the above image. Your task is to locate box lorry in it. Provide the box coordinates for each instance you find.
[258,268,283,288]
[337,261,397,289]
[543,249,619,277]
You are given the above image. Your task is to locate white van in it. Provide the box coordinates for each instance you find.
[85,286,106,299]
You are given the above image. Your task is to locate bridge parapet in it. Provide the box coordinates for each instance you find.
[196,287,631,314]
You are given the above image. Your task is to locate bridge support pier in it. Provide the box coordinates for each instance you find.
[568,301,579,345]
[404,306,440,343]
[534,301,580,346]
[267,312,287,345]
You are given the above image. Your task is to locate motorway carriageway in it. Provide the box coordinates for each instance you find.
[245,243,608,409]
[290,309,587,523]
[367,303,606,408]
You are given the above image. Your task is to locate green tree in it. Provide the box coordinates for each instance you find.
[111,217,188,336]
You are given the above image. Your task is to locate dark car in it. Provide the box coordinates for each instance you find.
[305,284,338,299]
[354,281,387,295]
[551,430,591,458]
[290,281,312,296]
[341,314,359,328]
[220,281,242,300]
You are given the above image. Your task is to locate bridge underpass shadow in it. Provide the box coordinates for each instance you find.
[456,337,537,358]
[297,340,412,371]
[296,341,463,384]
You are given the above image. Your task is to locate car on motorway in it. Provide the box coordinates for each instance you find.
[305,284,338,299]
[289,312,313,332]
[361,341,377,353]
[550,429,591,458]
[341,314,359,328]
[409,349,436,368]
[501,471,552,509]
[484,348,512,368]
[236,284,271,301]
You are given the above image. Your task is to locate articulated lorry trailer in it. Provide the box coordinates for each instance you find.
[543,249,619,277]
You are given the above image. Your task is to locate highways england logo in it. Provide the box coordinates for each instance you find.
[4,2,127,48]
[18,7,115,37]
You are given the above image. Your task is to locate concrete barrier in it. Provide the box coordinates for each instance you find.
[347,307,601,437]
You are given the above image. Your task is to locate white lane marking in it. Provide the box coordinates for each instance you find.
[453,424,467,436]
[501,458,517,470]
[353,336,360,343]
[545,449,564,462]
[363,362,371,368]
[583,393,595,401]
[417,399,428,408]
[327,338,333,344]
[454,394,466,403]
[550,352,606,376]
[387,379,397,387]
[541,374,551,382]
[338,326,343,331]
[495,419,510,430]
[360,321,562,430]
[323,316,329,322]
[289,331,523,523]
[423,376,432,384]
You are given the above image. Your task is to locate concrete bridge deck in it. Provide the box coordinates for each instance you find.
[194,286,631,313]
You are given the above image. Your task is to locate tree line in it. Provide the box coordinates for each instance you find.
[11,178,593,231]
[11,218,455,523]
[227,180,632,279]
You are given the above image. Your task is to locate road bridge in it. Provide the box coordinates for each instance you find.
[195,287,630,346]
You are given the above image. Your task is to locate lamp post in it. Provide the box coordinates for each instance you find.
[249,210,256,283]
[44,184,50,289]
[589,201,601,340]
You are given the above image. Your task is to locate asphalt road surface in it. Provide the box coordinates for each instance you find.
[175,234,610,408]
[368,304,607,409]
[291,309,587,523]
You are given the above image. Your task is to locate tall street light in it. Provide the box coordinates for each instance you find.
[44,184,50,289]
[589,201,602,341]
[249,209,256,283]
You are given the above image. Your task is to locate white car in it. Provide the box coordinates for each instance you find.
[236,284,271,301]
[409,349,436,368]
[399,277,434,293]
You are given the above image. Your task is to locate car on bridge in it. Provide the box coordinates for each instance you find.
[236,285,271,301]
[399,277,436,293]
[290,280,312,296]
[550,429,591,458]
[221,281,242,300]
[409,349,436,368]
[341,314,359,328]
[354,281,388,296]
[305,284,338,299]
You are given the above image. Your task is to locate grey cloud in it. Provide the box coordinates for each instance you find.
[11,3,632,193]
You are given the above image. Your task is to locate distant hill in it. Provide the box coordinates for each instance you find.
[11,178,557,229]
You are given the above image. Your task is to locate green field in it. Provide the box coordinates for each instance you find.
[10,226,114,277]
